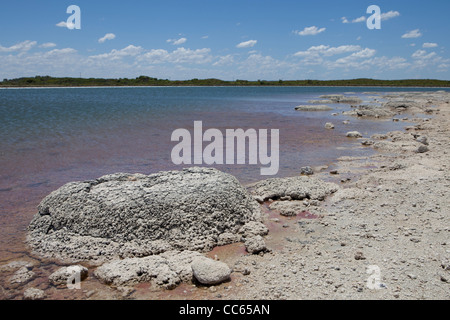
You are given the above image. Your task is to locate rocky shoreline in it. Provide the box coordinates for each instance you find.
[0,91,448,300]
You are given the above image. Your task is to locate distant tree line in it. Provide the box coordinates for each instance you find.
[1,76,449,87]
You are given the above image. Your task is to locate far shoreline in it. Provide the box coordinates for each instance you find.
[2,85,450,89]
[1,76,449,89]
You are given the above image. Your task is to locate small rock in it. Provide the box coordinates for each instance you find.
[238,221,269,238]
[209,286,217,293]
[244,235,267,254]
[0,260,34,273]
[117,286,135,297]
[330,170,339,175]
[253,196,264,204]
[361,140,374,146]
[440,275,448,283]
[10,267,35,285]
[407,273,417,280]
[191,257,232,285]
[86,290,97,298]
[300,166,314,175]
[354,252,366,260]
[23,288,45,300]
[416,136,428,145]
[49,265,88,287]
[325,122,335,130]
[217,233,239,246]
[342,120,350,125]
[416,145,429,153]
[346,131,362,138]
[295,105,333,111]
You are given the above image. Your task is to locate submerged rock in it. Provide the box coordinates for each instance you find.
[325,122,335,130]
[9,267,35,285]
[295,105,333,111]
[343,105,395,118]
[0,260,34,273]
[346,131,363,138]
[383,100,421,111]
[319,95,362,104]
[308,100,334,104]
[27,168,262,262]
[300,166,314,176]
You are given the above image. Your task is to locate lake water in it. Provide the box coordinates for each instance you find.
[0,86,448,261]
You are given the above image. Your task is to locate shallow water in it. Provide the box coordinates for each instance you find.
[0,86,448,263]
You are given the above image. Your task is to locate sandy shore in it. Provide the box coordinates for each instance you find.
[1,91,448,300]
[227,91,450,300]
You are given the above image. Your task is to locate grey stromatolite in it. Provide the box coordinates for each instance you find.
[27,167,262,262]
[295,105,333,111]
[248,176,339,202]
[94,250,203,289]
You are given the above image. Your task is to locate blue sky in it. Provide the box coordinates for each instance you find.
[0,0,449,80]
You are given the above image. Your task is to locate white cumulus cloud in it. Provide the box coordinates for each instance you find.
[423,42,438,48]
[39,42,57,49]
[402,29,422,39]
[89,45,143,60]
[0,40,37,53]
[56,21,75,29]
[236,40,258,48]
[167,38,187,46]
[294,26,326,36]
[98,33,116,43]
[352,16,366,23]
[381,11,400,21]
[138,47,212,65]
[342,11,400,24]
[294,45,361,57]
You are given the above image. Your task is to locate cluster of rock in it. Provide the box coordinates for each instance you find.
[26,167,271,290]
[343,93,437,119]
[296,95,362,112]
[248,175,339,217]
[318,95,363,104]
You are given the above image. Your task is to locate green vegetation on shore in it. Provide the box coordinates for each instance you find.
[1,76,449,87]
